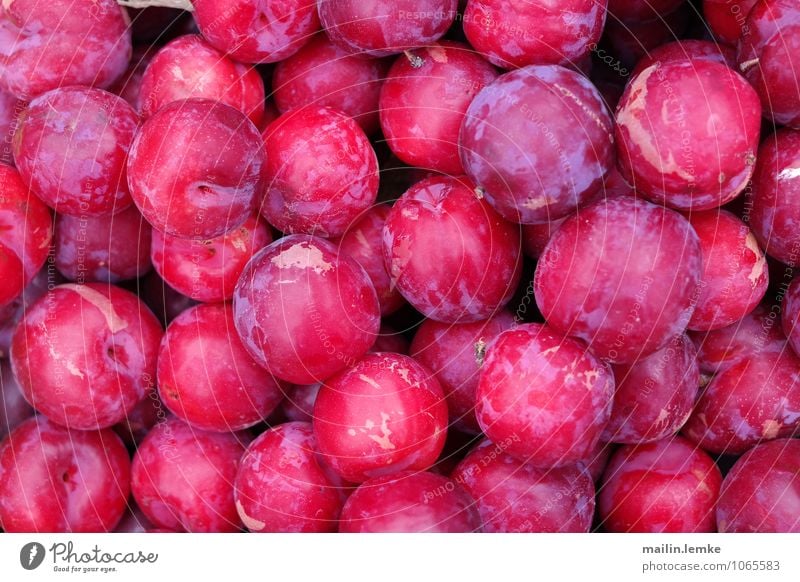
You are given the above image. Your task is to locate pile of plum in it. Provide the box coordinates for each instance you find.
[0,0,799,533]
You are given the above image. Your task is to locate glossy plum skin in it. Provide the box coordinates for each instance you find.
[452,439,595,532]
[599,437,722,533]
[690,304,786,374]
[687,209,768,331]
[602,334,699,445]
[782,278,800,356]
[704,0,758,44]
[193,0,319,64]
[462,0,607,69]
[272,34,389,135]
[10,283,163,430]
[682,349,800,455]
[460,65,615,224]
[0,165,52,308]
[313,352,448,483]
[151,215,271,303]
[410,312,516,433]
[139,35,265,126]
[14,87,138,216]
[0,89,22,166]
[616,60,761,211]
[261,106,379,237]
[738,0,800,128]
[535,197,703,363]
[158,303,283,432]
[332,205,404,316]
[235,422,346,533]
[131,419,245,533]
[317,0,457,57]
[476,323,615,467]
[0,266,59,358]
[339,471,480,533]
[0,417,130,532]
[0,0,131,99]
[749,129,800,264]
[0,360,33,439]
[127,98,264,239]
[233,235,380,385]
[380,42,498,174]
[54,205,152,283]
[383,176,522,323]
[631,39,736,77]
[717,439,800,532]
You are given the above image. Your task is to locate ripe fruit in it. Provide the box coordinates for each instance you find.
[138,34,266,126]
[131,418,246,533]
[460,65,615,224]
[339,471,481,533]
[379,42,498,174]
[261,106,379,237]
[192,0,320,64]
[717,439,800,532]
[14,87,138,216]
[317,0,457,57]
[535,197,702,363]
[616,60,761,210]
[463,0,607,69]
[10,283,162,430]
[313,352,448,482]
[476,323,615,467]
[452,439,596,532]
[127,98,264,239]
[383,175,522,323]
[599,437,722,532]
[233,235,380,384]
[157,303,284,432]
[0,416,130,532]
[234,422,346,533]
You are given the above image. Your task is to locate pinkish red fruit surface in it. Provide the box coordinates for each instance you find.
[10,283,163,430]
[383,175,522,323]
[313,352,448,482]
[682,349,800,455]
[460,65,615,224]
[272,33,389,135]
[261,106,379,237]
[233,235,380,384]
[127,98,264,239]
[452,438,595,532]
[131,418,246,532]
[717,439,800,532]
[476,323,615,467]
[703,0,758,44]
[0,0,131,99]
[151,215,271,303]
[234,422,347,532]
[192,0,320,64]
[318,0,457,57]
[0,165,52,309]
[410,312,516,433]
[599,437,722,532]
[138,34,266,126]
[602,334,699,444]
[380,42,498,174]
[0,416,130,532]
[463,0,607,69]
[339,471,480,532]
[615,60,761,210]
[14,87,138,216]
[157,303,284,432]
[687,209,768,331]
[535,197,702,363]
